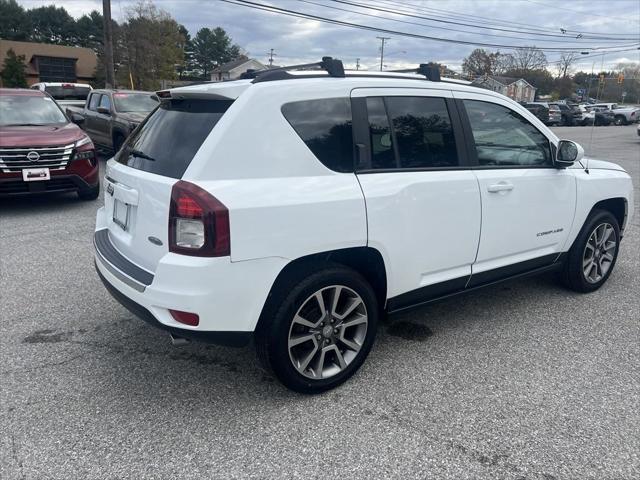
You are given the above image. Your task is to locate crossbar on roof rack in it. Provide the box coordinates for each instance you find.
[240,56,345,82]
[388,63,441,82]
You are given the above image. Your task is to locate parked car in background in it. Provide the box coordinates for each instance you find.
[523,103,550,124]
[590,103,639,125]
[93,62,634,393]
[30,82,92,109]
[549,102,581,126]
[526,102,561,125]
[0,88,98,199]
[577,105,612,126]
[66,89,159,153]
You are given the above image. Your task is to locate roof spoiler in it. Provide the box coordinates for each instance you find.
[153,89,235,102]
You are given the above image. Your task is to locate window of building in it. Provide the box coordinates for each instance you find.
[36,56,77,83]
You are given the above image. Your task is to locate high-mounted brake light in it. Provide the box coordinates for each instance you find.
[169,180,230,257]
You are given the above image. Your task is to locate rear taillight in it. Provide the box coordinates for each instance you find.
[169,180,230,257]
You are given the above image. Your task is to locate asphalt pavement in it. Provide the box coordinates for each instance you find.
[1,124,639,479]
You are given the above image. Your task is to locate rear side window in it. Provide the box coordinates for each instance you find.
[281,98,353,172]
[363,96,459,170]
[117,99,232,179]
[385,97,459,169]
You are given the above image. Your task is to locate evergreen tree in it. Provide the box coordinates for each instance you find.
[1,49,28,88]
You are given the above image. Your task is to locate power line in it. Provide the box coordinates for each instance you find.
[372,0,639,36]
[297,0,635,45]
[521,0,640,23]
[328,0,640,41]
[220,0,640,52]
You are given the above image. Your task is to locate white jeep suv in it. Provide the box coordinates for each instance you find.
[94,59,634,393]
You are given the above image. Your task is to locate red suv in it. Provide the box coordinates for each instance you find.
[0,88,99,199]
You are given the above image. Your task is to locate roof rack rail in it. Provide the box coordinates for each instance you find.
[388,63,441,82]
[241,56,345,83]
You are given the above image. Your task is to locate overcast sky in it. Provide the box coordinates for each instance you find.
[19,0,640,72]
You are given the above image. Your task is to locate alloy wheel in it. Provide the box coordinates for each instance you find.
[288,285,368,380]
[582,223,617,284]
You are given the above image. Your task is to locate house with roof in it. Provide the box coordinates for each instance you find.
[0,39,97,86]
[210,58,268,82]
[471,75,536,102]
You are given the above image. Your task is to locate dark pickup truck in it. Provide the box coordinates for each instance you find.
[66,89,158,153]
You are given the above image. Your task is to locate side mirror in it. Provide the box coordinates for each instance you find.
[71,113,85,125]
[556,139,584,168]
[97,106,111,115]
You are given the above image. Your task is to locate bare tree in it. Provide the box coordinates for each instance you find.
[556,52,579,78]
[462,49,512,78]
[506,46,547,71]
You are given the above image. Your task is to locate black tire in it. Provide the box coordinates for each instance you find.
[614,115,626,126]
[113,133,126,154]
[561,209,620,293]
[256,264,379,394]
[78,183,100,201]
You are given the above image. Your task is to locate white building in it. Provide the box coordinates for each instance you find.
[472,75,537,103]
[210,58,268,82]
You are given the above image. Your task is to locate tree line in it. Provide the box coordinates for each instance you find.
[461,47,639,103]
[0,0,244,90]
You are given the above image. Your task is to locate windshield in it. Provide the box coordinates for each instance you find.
[117,98,232,179]
[0,95,68,126]
[44,85,91,101]
[113,93,159,113]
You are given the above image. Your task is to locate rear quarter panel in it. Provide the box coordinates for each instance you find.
[184,82,367,263]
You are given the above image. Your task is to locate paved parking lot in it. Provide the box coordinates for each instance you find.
[1,125,639,479]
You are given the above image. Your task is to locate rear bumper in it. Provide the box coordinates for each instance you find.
[95,263,252,347]
[93,208,288,343]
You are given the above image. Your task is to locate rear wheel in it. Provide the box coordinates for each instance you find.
[561,209,620,293]
[256,265,378,393]
[614,115,626,126]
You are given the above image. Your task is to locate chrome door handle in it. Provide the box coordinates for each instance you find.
[487,182,514,193]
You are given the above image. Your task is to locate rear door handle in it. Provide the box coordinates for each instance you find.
[487,182,514,193]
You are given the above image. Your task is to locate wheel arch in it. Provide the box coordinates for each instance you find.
[592,197,628,236]
[255,246,387,334]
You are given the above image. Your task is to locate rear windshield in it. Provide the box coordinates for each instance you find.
[44,85,91,100]
[116,98,232,179]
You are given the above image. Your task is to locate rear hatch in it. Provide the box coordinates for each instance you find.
[103,91,238,272]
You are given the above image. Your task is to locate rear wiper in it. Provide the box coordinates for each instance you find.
[129,149,156,162]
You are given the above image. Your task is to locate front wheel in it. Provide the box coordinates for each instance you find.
[256,265,378,393]
[561,210,620,293]
[614,115,626,126]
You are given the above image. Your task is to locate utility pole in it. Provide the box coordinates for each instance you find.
[267,48,277,68]
[376,36,390,72]
[356,58,360,70]
[102,0,115,88]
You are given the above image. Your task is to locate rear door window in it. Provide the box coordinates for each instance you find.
[281,98,354,172]
[116,98,232,179]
